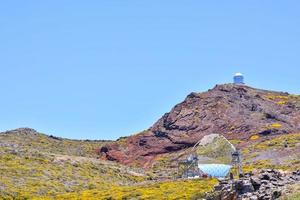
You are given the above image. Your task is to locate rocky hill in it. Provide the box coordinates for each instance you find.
[100,84,300,167]
[1,83,300,199]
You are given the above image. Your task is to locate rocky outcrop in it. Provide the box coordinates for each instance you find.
[3,128,39,135]
[99,84,300,167]
[206,169,300,200]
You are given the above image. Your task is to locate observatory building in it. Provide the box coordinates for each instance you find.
[233,73,244,85]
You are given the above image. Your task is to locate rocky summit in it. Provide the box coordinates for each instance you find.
[100,84,300,167]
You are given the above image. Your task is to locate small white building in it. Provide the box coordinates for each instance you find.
[233,73,244,85]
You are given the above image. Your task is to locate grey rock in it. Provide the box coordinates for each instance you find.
[259,173,271,181]
[242,181,255,193]
[206,169,300,200]
[251,177,261,190]
[250,196,258,200]
[272,190,281,199]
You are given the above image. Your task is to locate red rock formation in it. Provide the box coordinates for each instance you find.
[99,84,300,167]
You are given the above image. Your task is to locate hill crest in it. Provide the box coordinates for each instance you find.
[99,84,300,167]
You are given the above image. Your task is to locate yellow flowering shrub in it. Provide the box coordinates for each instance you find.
[268,123,282,129]
[52,179,218,200]
[250,135,260,140]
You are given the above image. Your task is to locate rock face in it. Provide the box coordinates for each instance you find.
[99,84,300,167]
[206,169,300,200]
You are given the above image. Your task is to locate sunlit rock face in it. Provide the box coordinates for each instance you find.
[100,84,300,168]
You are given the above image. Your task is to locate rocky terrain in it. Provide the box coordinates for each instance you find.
[100,84,300,167]
[206,169,300,200]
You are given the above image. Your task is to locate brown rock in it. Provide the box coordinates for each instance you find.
[99,84,300,167]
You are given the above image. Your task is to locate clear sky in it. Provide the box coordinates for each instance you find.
[0,1,300,140]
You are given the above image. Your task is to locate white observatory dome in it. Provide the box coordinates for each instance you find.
[233,73,244,84]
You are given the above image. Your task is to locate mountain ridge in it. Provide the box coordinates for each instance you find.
[99,84,300,167]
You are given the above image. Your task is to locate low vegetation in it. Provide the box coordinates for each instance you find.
[0,128,299,199]
[0,129,218,200]
[242,133,300,171]
[0,129,146,199]
[49,179,218,200]
[281,184,300,200]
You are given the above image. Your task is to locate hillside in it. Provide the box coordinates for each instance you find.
[100,84,300,167]
[1,84,300,199]
[0,128,220,199]
[0,128,298,199]
[0,128,146,199]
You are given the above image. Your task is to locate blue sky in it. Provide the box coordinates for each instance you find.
[0,1,300,139]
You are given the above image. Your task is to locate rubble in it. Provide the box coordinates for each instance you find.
[206,169,300,200]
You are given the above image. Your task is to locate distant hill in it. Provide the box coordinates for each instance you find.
[0,128,145,199]
[99,84,300,167]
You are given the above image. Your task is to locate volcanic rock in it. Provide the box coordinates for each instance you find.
[99,84,300,167]
[206,170,300,200]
